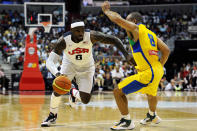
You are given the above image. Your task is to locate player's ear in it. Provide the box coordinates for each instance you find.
[134,19,137,24]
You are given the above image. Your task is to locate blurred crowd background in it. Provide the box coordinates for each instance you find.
[0,0,197,92]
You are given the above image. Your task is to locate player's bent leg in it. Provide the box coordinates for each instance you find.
[69,84,78,107]
[113,87,129,115]
[69,86,91,107]
[69,84,83,107]
[140,94,161,125]
[111,86,135,130]
[147,94,157,112]
[41,92,62,127]
[111,73,149,130]
[79,91,91,104]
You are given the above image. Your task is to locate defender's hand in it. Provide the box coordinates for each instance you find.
[102,1,110,13]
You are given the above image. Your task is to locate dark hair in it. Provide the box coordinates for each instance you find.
[127,12,143,23]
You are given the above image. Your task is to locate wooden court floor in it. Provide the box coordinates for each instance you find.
[0,91,197,131]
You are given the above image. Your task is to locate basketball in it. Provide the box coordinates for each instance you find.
[52,75,71,95]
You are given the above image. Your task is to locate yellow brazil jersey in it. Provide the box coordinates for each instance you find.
[129,24,160,71]
[118,24,164,96]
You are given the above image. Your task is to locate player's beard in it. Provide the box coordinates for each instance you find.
[78,35,83,41]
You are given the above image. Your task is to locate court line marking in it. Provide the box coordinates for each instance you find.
[79,101,197,108]
[7,118,197,131]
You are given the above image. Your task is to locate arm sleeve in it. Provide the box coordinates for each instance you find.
[46,51,60,76]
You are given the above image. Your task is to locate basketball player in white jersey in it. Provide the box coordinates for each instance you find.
[41,20,134,127]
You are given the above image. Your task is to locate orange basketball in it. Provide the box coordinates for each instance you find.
[52,75,71,95]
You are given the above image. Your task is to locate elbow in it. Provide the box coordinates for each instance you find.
[166,47,170,57]
[160,47,170,58]
[113,17,119,23]
[109,16,120,24]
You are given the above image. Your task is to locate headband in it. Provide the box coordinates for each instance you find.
[71,22,85,28]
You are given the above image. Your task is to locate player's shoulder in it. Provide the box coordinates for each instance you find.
[138,24,147,30]
[85,29,90,32]
[63,31,71,38]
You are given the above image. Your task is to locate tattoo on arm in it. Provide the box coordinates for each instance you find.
[90,30,128,58]
[54,36,66,55]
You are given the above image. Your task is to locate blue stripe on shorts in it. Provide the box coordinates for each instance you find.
[122,80,147,95]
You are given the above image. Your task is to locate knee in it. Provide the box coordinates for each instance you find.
[113,87,121,96]
[81,97,90,104]
[147,94,157,99]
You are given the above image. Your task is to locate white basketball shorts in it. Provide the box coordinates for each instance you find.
[60,62,95,94]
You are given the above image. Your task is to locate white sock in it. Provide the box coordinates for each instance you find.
[149,110,156,116]
[121,114,131,120]
[50,92,61,114]
[72,88,81,101]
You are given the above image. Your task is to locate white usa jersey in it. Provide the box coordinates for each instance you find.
[62,30,94,67]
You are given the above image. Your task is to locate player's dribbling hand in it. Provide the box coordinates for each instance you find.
[55,72,61,77]
[102,1,110,13]
[55,72,67,77]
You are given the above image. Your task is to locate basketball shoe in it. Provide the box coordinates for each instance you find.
[41,112,57,127]
[140,112,161,125]
[69,84,77,108]
[111,118,135,130]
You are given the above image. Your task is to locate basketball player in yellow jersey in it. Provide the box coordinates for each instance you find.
[102,1,170,130]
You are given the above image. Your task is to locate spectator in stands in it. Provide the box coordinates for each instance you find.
[95,68,104,92]
[159,76,168,91]
[13,52,24,70]
[111,66,124,86]
[103,72,113,90]
[192,65,197,88]
[0,66,9,90]
[42,66,54,91]
[165,79,175,91]
[173,75,184,91]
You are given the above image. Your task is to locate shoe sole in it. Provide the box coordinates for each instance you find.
[110,127,135,130]
[41,121,56,127]
[41,124,50,127]
[140,120,161,125]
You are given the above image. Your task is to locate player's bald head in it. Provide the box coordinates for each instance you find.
[126,12,143,24]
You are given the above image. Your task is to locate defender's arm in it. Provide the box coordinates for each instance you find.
[157,37,170,66]
[90,30,136,66]
[102,1,138,33]
[90,30,128,58]
[46,36,66,76]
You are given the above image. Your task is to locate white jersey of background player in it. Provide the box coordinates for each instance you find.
[41,21,133,127]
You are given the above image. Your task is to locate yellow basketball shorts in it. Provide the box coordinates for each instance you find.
[118,65,164,96]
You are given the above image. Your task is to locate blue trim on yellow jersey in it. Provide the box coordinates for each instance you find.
[132,40,141,53]
[141,49,154,84]
[128,38,135,46]
[133,40,154,84]
[122,80,147,95]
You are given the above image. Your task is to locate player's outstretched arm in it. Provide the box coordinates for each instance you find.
[90,30,136,66]
[46,36,66,76]
[101,1,138,33]
[90,30,128,58]
[157,37,170,66]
